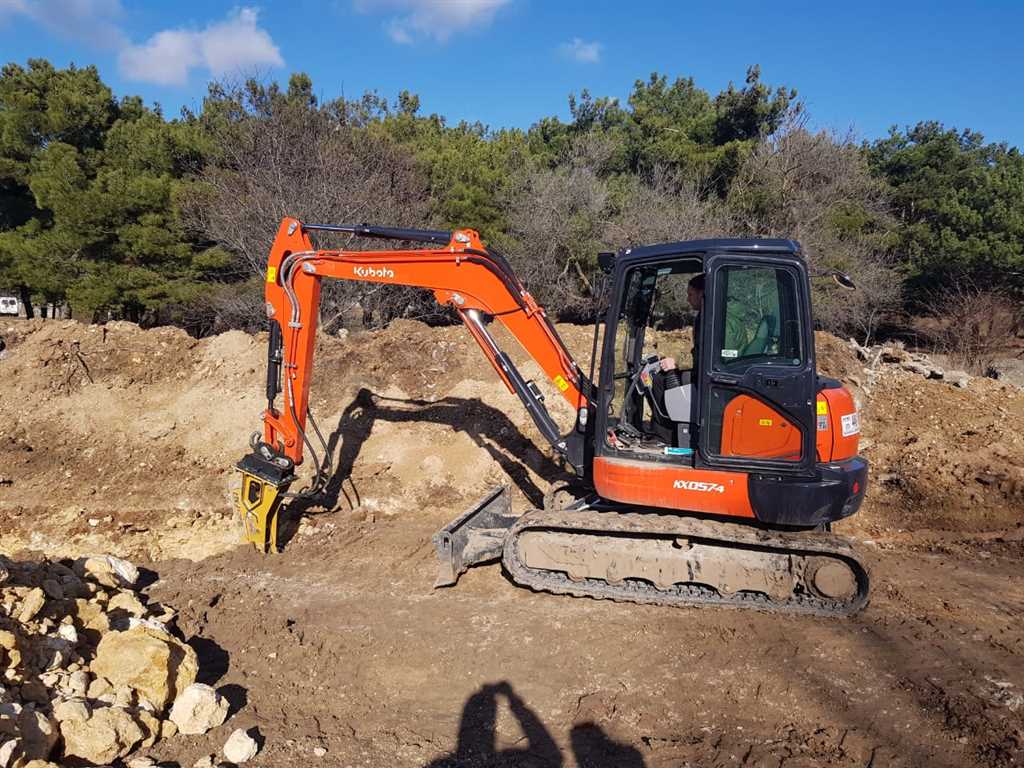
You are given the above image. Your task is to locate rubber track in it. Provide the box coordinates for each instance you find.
[502,508,870,618]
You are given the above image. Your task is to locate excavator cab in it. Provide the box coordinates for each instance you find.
[598,242,812,466]
[588,240,866,527]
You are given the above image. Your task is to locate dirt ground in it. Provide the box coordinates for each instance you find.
[1,318,1022,767]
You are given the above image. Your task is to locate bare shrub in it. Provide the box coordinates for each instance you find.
[182,77,433,330]
[727,117,900,341]
[803,229,900,345]
[925,281,1022,373]
[607,169,731,247]
[506,137,727,319]
[192,279,267,335]
[503,135,611,317]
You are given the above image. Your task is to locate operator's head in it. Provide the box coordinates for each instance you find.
[687,274,705,311]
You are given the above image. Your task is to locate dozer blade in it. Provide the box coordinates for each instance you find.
[432,485,517,587]
[236,453,294,554]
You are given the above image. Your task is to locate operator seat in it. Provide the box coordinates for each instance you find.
[650,367,696,449]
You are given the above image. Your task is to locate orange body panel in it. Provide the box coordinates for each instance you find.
[817,388,860,462]
[593,456,755,519]
[262,218,586,464]
[719,390,861,464]
[719,394,801,460]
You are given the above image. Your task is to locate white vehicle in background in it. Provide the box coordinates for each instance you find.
[0,297,18,316]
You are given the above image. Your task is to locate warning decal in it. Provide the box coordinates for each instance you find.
[841,412,860,437]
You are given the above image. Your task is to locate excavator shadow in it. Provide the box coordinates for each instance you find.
[277,387,566,549]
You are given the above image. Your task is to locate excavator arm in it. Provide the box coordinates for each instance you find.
[236,217,592,552]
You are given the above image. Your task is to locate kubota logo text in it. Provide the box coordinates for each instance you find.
[673,480,725,493]
[354,265,395,279]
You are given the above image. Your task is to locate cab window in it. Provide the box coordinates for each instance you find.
[713,265,802,371]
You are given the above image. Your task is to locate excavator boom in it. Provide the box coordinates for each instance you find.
[237,217,590,552]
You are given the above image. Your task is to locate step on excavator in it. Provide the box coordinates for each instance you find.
[236,218,870,617]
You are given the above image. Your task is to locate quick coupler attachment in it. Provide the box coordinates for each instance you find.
[432,485,517,587]
[236,451,295,554]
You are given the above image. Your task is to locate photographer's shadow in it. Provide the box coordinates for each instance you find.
[426,681,644,768]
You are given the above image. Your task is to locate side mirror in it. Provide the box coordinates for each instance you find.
[832,271,856,290]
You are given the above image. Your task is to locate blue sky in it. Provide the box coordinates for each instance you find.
[1,1,1022,147]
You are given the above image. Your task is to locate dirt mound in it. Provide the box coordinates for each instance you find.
[0,319,582,562]
[0,321,262,561]
[2,320,1024,767]
[2,318,1022,558]
[815,331,865,382]
[858,368,1024,534]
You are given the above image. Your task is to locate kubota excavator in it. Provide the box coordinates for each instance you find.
[235,218,869,617]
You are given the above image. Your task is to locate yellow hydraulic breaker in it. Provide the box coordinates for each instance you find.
[236,453,295,554]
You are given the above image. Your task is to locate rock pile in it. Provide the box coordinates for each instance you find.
[0,553,228,767]
[848,339,972,391]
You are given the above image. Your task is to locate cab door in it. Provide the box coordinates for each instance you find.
[697,254,817,477]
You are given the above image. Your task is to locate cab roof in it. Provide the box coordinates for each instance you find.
[599,238,804,272]
[623,238,802,260]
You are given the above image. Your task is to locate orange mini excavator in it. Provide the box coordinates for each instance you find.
[236,218,869,616]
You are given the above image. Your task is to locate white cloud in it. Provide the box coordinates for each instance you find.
[384,18,413,44]
[0,0,126,48]
[118,28,199,87]
[559,37,601,64]
[118,7,283,86]
[355,0,510,44]
[0,3,283,87]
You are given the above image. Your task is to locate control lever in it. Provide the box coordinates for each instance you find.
[635,356,670,420]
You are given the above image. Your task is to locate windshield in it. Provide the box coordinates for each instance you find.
[605,260,702,450]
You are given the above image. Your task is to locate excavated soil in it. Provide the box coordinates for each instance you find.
[1,318,1023,767]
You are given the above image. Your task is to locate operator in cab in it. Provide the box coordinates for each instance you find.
[645,273,703,449]
[659,273,703,382]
